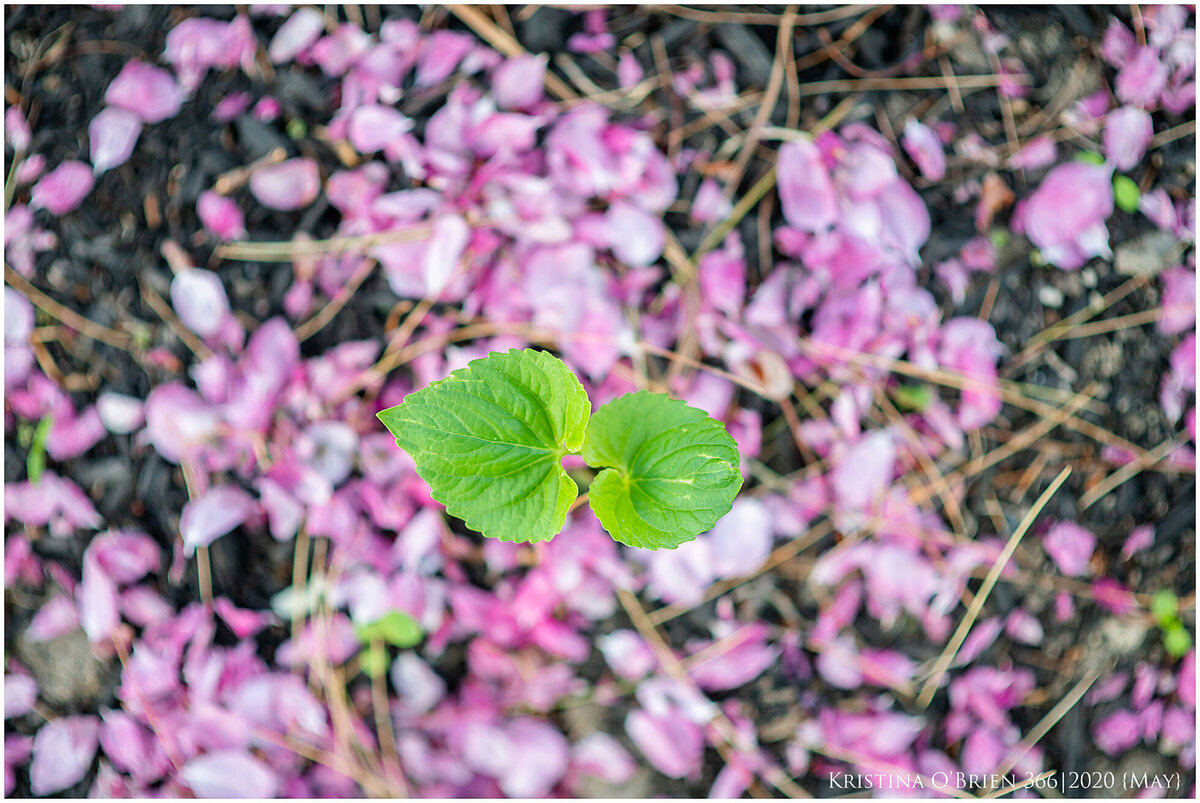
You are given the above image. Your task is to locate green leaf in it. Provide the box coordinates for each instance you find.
[1075,151,1106,165]
[1152,590,1179,625]
[1113,174,1141,213]
[27,415,52,484]
[893,384,932,412]
[1164,622,1192,658]
[377,349,591,543]
[375,610,423,648]
[361,642,388,678]
[583,391,742,550]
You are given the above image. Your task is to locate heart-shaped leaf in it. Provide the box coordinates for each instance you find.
[377,349,590,543]
[583,391,742,550]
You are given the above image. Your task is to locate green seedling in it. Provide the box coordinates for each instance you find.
[378,349,742,550]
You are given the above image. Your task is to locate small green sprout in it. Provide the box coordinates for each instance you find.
[377,349,743,550]
[1151,590,1193,658]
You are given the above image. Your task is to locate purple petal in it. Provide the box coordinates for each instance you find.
[1121,524,1156,560]
[707,498,772,579]
[104,60,182,123]
[1094,709,1142,756]
[777,137,838,232]
[197,191,246,240]
[499,718,569,797]
[47,404,106,460]
[181,750,280,798]
[30,716,100,796]
[250,157,320,211]
[1008,135,1058,170]
[88,107,141,174]
[1017,162,1114,269]
[180,485,258,554]
[29,161,95,215]
[1043,521,1096,577]
[1104,106,1155,171]
[170,268,230,338]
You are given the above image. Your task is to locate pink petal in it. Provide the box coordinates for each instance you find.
[30,716,100,796]
[267,8,325,63]
[625,709,704,779]
[5,674,38,718]
[180,485,258,554]
[1008,135,1058,170]
[415,30,474,87]
[88,107,141,174]
[29,161,95,215]
[77,550,119,642]
[691,177,733,223]
[347,104,414,154]
[197,191,246,240]
[707,498,772,578]
[1043,521,1096,577]
[170,268,230,338]
[832,430,895,520]
[777,137,839,232]
[607,201,663,267]
[6,106,31,151]
[902,118,947,180]
[617,51,644,88]
[88,530,160,584]
[492,54,547,110]
[1116,47,1170,108]
[181,750,280,798]
[1104,106,1155,171]
[104,60,182,123]
[597,630,656,680]
[25,593,80,642]
[499,718,569,797]
[1121,524,1156,560]
[250,157,320,211]
[572,732,637,784]
[1094,709,1142,756]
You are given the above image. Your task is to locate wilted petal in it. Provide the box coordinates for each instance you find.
[1008,135,1058,170]
[181,750,279,798]
[250,158,320,211]
[6,106,31,151]
[1017,161,1114,269]
[1104,106,1154,171]
[104,60,182,123]
[171,268,230,338]
[88,107,141,174]
[30,161,95,215]
[180,485,258,554]
[88,530,160,584]
[415,30,474,86]
[197,191,246,240]
[30,716,100,796]
[78,550,119,642]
